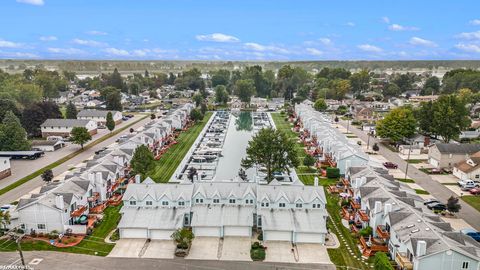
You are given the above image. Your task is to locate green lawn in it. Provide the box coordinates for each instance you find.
[395,178,415,183]
[149,112,212,182]
[462,196,480,212]
[415,189,430,195]
[407,159,427,164]
[0,205,121,256]
[271,113,308,164]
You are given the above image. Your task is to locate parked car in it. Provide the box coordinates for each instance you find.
[461,228,480,242]
[94,147,108,155]
[423,199,440,205]
[383,162,398,169]
[0,204,14,212]
[122,116,129,121]
[427,203,447,211]
[457,180,479,190]
[469,188,480,195]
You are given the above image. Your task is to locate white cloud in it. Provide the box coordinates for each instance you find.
[345,22,355,27]
[86,30,107,36]
[306,48,323,56]
[388,24,419,31]
[0,51,39,59]
[244,43,290,54]
[16,0,44,6]
[409,37,438,47]
[470,19,480,26]
[39,36,57,41]
[195,33,240,43]
[357,44,383,53]
[456,30,480,40]
[455,43,480,53]
[103,48,130,56]
[382,16,390,24]
[47,47,85,55]
[132,49,149,57]
[72,38,107,47]
[318,38,332,46]
[0,39,23,48]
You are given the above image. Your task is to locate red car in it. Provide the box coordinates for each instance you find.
[470,188,480,195]
[383,162,398,169]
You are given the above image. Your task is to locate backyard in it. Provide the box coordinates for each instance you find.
[148,112,213,182]
[0,205,122,256]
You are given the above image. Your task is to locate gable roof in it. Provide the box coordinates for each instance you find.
[41,119,91,128]
[434,143,480,155]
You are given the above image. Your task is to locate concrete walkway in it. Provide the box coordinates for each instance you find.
[339,119,480,230]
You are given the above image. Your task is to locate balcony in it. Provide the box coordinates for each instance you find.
[87,192,100,202]
[376,225,390,239]
[358,210,369,222]
[70,205,87,218]
[360,237,389,257]
[350,200,361,209]
[341,177,350,187]
[395,252,413,270]
[342,206,354,220]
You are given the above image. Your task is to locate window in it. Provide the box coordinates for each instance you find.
[246,199,253,204]
[162,201,169,206]
[20,224,25,230]
[195,198,203,203]
[296,203,302,208]
[146,201,153,206]
[476,175,479,179]
[37,224,46,230]
[313,203,321,208]
[462,262,469,269]
[229,199,236,204]
[129,200,136,206]
[178,201,185,206]
[279,203,286,208]
[213,199,220,204]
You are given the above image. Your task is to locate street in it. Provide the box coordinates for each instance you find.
[0,251,335,270]
[339,119,480,231]
[0,115,150,205]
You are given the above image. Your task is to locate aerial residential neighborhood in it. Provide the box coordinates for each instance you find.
[1,1,480,270]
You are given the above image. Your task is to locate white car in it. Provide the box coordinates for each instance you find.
[457,180,479,190]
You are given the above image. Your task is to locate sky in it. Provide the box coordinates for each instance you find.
[1,0,480,61]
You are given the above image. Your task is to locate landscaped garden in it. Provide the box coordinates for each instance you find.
[0,205,122,256]
[148,112,212,182]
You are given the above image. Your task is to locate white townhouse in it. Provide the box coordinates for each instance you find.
[77,109,123,126]
[40,119,97,138]
[0,156,11,180]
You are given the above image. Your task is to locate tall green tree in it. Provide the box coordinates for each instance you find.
[235,79,256,103]
[214,85,229,105]
[41,169,54,184]
[106,111,115,132]
[0,111,30,151]
[350,69,370,93]
[0,210,10,230]
[241,128,299,183]
[376,107,416,142]
[66,101,77,119]
[313,98,328,111]
[421,76,440,95]
[0,99,20,123]
[190,108,204,122]
[101,87,123,111]
[107,68,124,89]
[70,127,92,149]
[130,145,154,178]
[430,95,470,143]
[211,69,231,87]
[415,101,434,135]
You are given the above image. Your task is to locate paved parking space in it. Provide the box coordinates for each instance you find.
[220,237,252,261]
[444,185,463,196]
[108,239,146,258]
[430,174,459,184]
[296,244,332,264]
[186,237,219,260]
[142,240,176,259]
[264,241,295,263]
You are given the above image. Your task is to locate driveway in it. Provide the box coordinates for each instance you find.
[142,240,176,259]
[296,244,332,265]
[108,239,146,258]
[186,237,219,260]
[339,119,480,231]
[220,237,252,261]
[264,241,295,263]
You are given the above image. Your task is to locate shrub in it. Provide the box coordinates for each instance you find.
[372,143,380,152]
[326,167,340,178]
[252,241,261,249]
[257,232,263,241]
[250,243,266,261]
[171,228,195,249]
[303,155,316,167]
[374,252,394,270]
[359,226,373,237]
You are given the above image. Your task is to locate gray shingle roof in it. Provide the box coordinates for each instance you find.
[435,143,480,154]
[77,109,119,118]
[41,119,91,128]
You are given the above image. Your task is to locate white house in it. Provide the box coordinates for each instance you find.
[0,156,11,180]
[40,119,97,138]
[31,140,65,152]
[453,151,480,180]
[77,109,122,126]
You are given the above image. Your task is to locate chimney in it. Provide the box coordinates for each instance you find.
[95,172,103,184]
[314,177,319,186]
[416,240,427,257]
[374,201,382,214]
[55,194,64,210]
[135,174,141,184]
[360,176,367,186]
[424,137,430,147]
[345,160,351,172]
[384,203,392,215]
[88,173,95,183]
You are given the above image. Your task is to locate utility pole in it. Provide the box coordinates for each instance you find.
[347,119,350,133]
[404,139,413,180]
[366,131,371,150]
[7,230,26,267]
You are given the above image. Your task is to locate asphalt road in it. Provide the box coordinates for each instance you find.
[0,251,336,270]
[340,119,480,231]
[0,115,151,206]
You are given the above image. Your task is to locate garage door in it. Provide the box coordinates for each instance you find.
[429,158,439,167]
[120,228,148,239]
[223,226,251,237]
[295,233,325,244]
[149,229,174,240]
[193,227,221,237]
[264,230,292,242]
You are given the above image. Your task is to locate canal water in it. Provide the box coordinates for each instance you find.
[215,112,256,181]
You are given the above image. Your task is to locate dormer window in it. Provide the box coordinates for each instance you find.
[195,198,203,203]
[312,203,321,208]
[296,203,302,208]
[129,200,136,206]
[213,199,220,203]
[178,201,185,206]
[279,203,286,208]
[162,201,169,206]
[245,199,254,204]
[146,201,153,206]
[229,199,236,204]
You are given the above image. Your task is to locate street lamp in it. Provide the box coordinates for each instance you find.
[366,130,374,150]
